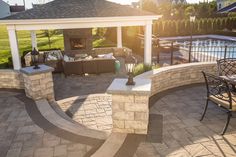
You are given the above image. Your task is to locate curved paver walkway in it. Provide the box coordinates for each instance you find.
[56,94,112,133]
[0,89,104,157]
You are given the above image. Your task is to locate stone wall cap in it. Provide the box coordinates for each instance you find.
[20,64,54,75]
[135,62,217,79]
[107,78,151,95]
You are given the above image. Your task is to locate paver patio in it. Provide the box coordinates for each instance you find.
[134,85,236,157]
[1,85,236,157]
[0,89,101,157]
[53,57,126,101]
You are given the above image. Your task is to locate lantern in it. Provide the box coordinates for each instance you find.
[31,47,40,69]
[125,55,136,86]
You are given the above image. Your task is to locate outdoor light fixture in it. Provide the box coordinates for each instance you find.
[125,55,136,86]
[31,47,40,69]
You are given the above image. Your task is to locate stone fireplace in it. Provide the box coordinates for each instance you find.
[63,28,93,55]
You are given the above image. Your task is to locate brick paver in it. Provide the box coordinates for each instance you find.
[0,90,95,157]
[53,57,126,101]
[2,85,236,157]
[134,85,236,157]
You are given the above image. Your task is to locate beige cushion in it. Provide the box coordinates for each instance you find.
[209,94,236,111]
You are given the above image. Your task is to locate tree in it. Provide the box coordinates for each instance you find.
[184,6,196,18]
[43,30,57,48]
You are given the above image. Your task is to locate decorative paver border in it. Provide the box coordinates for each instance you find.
[15,92,105,157]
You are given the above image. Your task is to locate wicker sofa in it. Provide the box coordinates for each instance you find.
[24,50,64,73]
[63,58,116,76]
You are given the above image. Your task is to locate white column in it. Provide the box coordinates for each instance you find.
[7,25,21,70]
[31,30,37,50]
[144,21,152,64]
[117,26,122,48]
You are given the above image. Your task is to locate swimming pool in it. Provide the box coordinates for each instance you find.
[162,35,236,61]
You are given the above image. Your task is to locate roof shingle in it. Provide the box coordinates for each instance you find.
[2,0,155,20]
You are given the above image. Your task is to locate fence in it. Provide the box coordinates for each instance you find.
[153,40,236,65]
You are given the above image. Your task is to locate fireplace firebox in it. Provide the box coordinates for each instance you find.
[63,29,92,55]
[70,38,86,50]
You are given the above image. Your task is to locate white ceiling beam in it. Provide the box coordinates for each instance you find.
[10,20,152,31]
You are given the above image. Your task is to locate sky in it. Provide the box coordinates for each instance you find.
[3,0,204,9]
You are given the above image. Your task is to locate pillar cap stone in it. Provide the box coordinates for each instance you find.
[20,64,54,75]
[107,78,151,95]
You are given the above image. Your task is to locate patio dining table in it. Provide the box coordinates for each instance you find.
[220,75,236,85]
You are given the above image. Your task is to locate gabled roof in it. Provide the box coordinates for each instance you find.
[2,0,156,20]
[218,2,236,13]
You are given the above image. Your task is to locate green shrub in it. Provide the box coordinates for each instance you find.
[133,63,160,76]
[154,17,236,37]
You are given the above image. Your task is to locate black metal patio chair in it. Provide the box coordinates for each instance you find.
[201,71,236,135]
[217,58,236,76]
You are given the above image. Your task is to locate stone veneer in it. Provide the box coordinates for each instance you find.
[107,62,217,134]
[136,62,217,96]
[0,69,24,89]
[20,65,55,101]
[63,28,93,55]
[107,78,151,134]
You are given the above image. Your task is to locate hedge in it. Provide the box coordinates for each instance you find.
[153,17,236,37]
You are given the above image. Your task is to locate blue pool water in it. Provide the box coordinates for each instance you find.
[174,38,236,59]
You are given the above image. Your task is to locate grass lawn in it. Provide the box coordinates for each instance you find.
[0,26,116,69]
[0,25,64,69]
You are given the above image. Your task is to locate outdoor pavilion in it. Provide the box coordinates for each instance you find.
[0,0,160,70]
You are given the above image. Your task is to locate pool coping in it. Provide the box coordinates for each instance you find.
[160,34,236,42]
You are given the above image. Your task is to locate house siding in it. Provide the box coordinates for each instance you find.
[0,0,10,18]
[217,0,236,10]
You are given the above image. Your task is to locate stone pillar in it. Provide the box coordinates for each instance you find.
[107,78,151,134]
[20,65,55,101]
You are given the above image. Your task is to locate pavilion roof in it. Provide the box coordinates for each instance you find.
[1,0,155,20]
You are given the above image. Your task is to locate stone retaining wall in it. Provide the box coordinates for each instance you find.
[0,65,54,101]
[136,62,217,96]
[0,70,24,89]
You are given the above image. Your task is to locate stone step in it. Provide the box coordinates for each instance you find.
[91,132,127,157]
[50,101,78,125]
[36,99,109,140]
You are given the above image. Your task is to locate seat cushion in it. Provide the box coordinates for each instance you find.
[209,94,236,111]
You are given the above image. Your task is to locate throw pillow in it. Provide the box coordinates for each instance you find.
[103,53,113,59]
[63,55,69,62]
[47,54,58,60]
[63,55,75,62]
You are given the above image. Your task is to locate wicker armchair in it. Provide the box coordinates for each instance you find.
[201,71,236,135]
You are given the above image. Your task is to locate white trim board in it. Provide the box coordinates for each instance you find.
[1,15,161,30]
